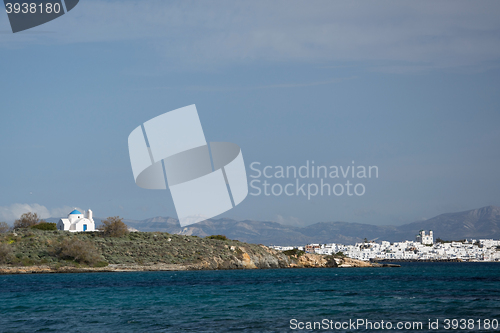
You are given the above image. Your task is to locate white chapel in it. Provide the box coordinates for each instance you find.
[57,209,96,232]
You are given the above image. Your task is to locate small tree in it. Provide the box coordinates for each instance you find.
[0,222,10,234]
[207,235,228,241]
[334,251,346,258]
[14,212,43,229]
[283,248,305,257]
[99,216,129,237]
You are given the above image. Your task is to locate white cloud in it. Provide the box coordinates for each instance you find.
[0,204,80,223]
[275,214,304,227]
[2,0,500,71]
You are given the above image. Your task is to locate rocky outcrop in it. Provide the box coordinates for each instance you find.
[337,257,373,267]
[189,245,291,270]
[290,253,328,268]
[288,253,373,268]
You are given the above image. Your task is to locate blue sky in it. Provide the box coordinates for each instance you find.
[1,0,499,226]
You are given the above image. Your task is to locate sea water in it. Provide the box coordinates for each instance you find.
[1,262,499,332]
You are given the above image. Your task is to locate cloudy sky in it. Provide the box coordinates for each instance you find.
[1,0,499,226]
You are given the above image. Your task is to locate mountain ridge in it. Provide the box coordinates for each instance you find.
[48,205,500,245]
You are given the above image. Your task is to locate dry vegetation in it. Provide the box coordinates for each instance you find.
[99,216,129,237]
[0,243,14,264]
[0,218,291,270]
[57,238,106,266]
[13,212,43,229]
[0,222,9,234]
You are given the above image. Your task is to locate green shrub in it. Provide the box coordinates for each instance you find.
[206,235,228,241]
[21,257,34,266]
[334,251,346,258]
[31,222,57,231]
[93,261,108,267]
[58,238,105,266]
[283,249,305,257]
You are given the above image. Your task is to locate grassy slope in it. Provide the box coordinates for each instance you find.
[0,229,290,269]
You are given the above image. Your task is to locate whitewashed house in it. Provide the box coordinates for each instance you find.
[57,209,95,232]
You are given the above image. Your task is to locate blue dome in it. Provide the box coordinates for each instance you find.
[69,209,82,215]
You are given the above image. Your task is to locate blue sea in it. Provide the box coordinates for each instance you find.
[1,263,500,332]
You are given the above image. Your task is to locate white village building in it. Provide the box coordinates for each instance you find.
[57,209,95,232]
[416,230,433,245]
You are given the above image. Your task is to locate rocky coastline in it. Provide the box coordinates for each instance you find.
[0,252,384,275]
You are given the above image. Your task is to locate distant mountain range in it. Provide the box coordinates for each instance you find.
[47,206,500,245]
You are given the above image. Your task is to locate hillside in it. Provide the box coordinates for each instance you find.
[0,229,373,274]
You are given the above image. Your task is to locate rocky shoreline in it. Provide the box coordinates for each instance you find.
[0,253,387,275]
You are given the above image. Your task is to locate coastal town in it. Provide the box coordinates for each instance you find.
[270,230,500,262]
